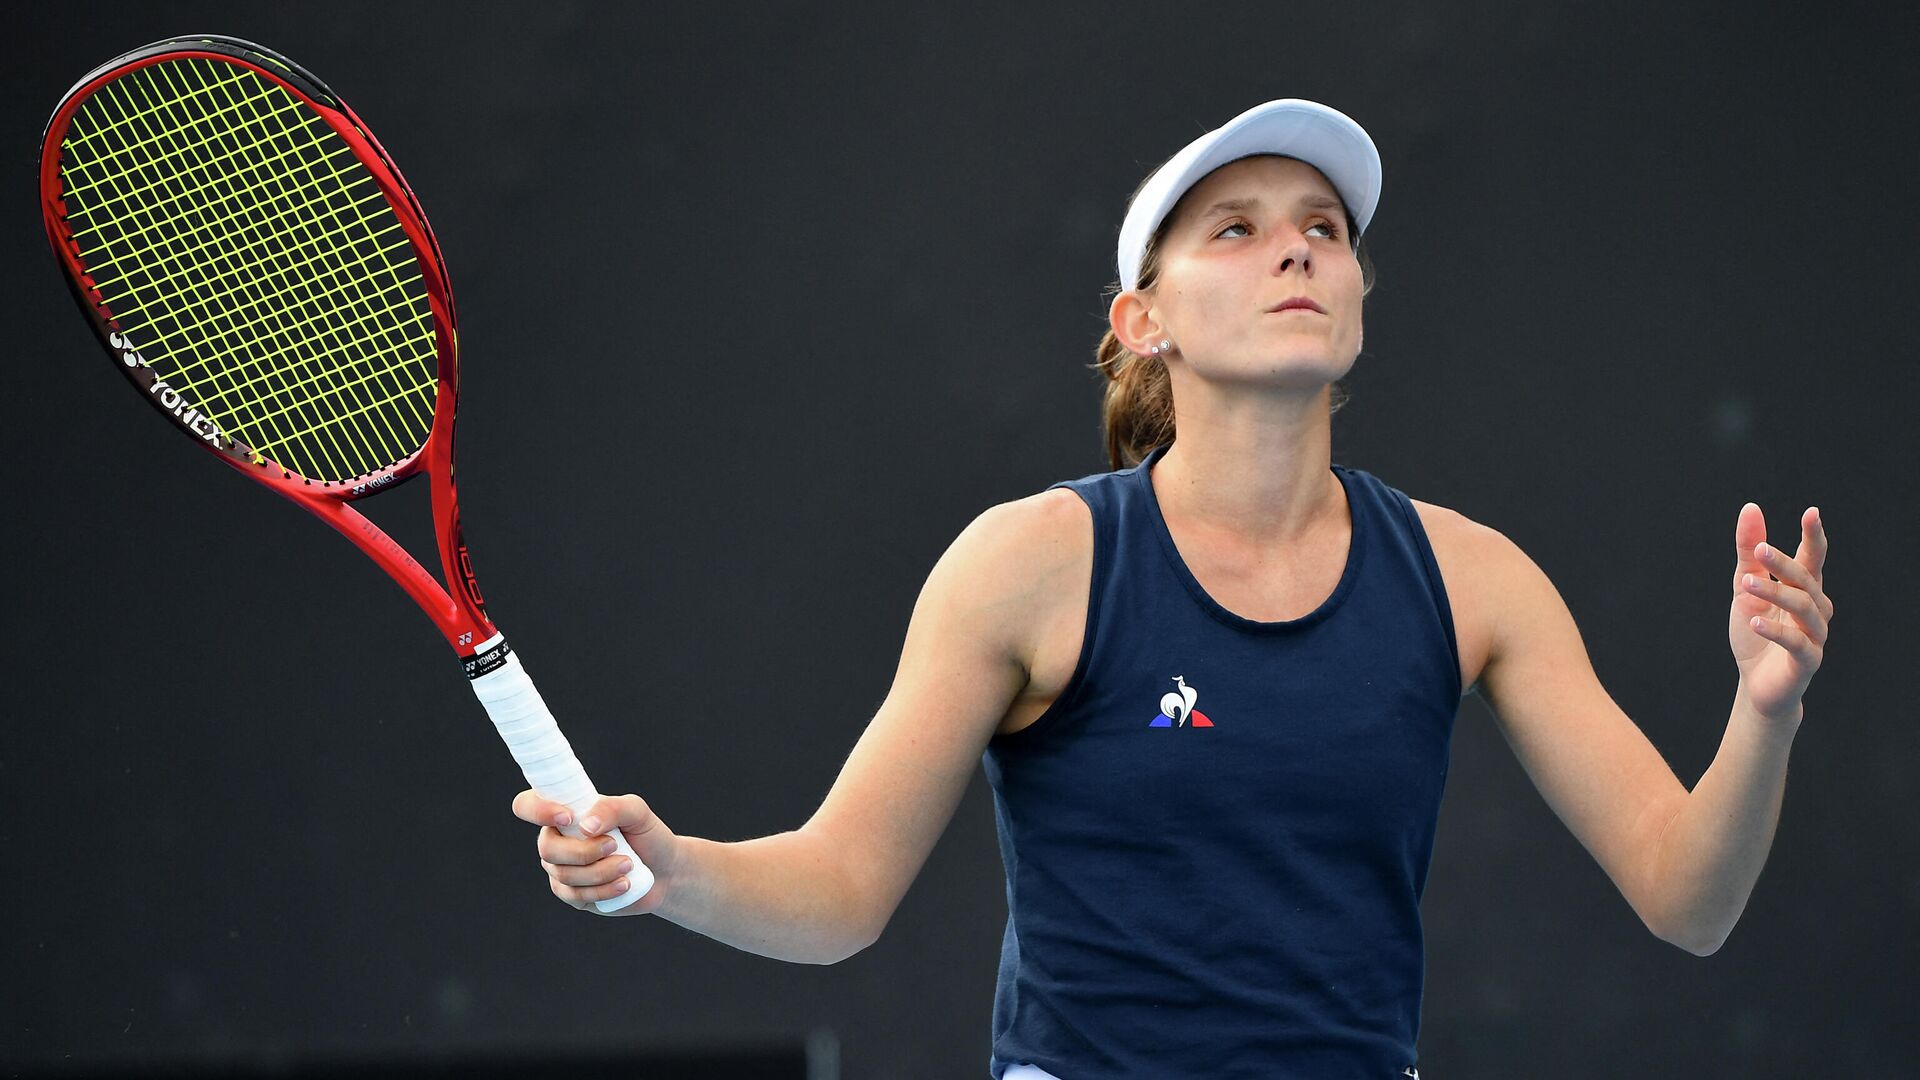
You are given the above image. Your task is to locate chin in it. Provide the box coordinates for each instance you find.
[1182,343,1357,387]
[1257,348,1355,381]
[1195,362,1346,394]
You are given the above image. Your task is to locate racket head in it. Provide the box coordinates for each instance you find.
[40,34,462,500]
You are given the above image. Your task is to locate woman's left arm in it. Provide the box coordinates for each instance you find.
[1649,503,1830,954]
[1468,503,1831,957]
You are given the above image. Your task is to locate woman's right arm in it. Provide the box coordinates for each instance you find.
[513,490,1088,964]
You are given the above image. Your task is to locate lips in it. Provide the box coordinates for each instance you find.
[1270,297,1325,314]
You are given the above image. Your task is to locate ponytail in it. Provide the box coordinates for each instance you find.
[1094,326,1176,471]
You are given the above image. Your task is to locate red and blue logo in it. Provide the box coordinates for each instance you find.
[1148,675,1214,728]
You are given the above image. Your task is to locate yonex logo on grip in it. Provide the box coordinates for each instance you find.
[463,638,513,681]
[109,330,228,448]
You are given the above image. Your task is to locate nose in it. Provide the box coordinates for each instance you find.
[1271,224,1312,277]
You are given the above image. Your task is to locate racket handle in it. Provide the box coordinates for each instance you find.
[466,637,653,912]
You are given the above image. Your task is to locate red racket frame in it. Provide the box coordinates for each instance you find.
[40,38,492,655]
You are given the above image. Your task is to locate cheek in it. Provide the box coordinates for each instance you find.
[1187,273,1260,323]
[1164,279,1236,335]
[1335,270,1364,338]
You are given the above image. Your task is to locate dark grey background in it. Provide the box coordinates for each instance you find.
[5,2,1913,1077]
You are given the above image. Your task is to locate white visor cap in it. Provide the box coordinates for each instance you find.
[1116,99,1381,293]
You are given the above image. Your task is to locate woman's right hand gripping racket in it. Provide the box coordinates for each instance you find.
[39,34,652,911]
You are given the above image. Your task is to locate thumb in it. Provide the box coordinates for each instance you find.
[1733,501,1768,581]
[578,793,653,838]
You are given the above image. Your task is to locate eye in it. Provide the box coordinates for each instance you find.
[1214,219,1341,241]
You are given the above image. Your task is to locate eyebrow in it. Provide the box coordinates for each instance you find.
[1193,194,1346,221]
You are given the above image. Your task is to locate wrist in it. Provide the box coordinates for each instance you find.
[1732,687,1802,745]
[648,834,709,925]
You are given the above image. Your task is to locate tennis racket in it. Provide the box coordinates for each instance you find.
[39,34,651,911]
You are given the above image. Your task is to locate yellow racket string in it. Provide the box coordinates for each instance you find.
[60,93,311,211]
[63,59,431,480]
[57,55,439,483]
[62,62,259,166]
[97,67,371,472]
[144,58,432,475]
[91,64,377,475]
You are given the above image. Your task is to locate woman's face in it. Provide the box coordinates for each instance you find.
[1143,154,1364,390]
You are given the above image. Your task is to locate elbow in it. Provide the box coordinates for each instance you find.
[1674,937,1724,958]
[1642,873,1730,956]
[1681,930,1728,958]
[804,861,890,966]
[829,930,879,960]
[809,925,882,966]
[1657,917,1728,957]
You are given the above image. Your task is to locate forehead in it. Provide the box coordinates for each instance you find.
[1166,154,1343,230]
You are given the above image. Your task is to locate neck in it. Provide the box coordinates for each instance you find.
[1149,381,1340,551]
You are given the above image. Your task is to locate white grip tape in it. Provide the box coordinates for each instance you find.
[470,642,654,913]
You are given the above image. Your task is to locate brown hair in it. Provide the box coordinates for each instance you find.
[1092,192,1377,471]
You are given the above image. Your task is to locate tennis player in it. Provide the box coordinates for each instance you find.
[513,100,1831,1078]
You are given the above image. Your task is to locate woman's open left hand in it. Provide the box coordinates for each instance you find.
[1729,502,1831,728]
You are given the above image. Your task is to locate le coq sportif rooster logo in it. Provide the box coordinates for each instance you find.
[1149,675,1214,728]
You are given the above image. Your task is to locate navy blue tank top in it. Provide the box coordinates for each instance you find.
[981,443,1462,1078]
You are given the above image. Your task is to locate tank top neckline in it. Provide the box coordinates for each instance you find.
[1136,442,1368,634]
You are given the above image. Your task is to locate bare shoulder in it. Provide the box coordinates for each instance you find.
[1405,497,1501,558]
[1009,486,1095,584]
[932,486,1093,736]
[950,487,1092,671]
[1406,496,1553,590]
[943,488,1090,599]
[974,486,1092,560]
[896,487,1090,679]
[1403,497,1510,696]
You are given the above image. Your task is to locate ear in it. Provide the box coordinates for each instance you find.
[1109,289,1166,356]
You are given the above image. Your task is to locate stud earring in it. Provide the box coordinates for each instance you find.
[1148,338,1173,356]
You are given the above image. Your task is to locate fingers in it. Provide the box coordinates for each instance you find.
[1733,504,1831,604]
[1755,536,1818,592]
[1797,505,1829,579]
[515,789,659,911]
[546,863,637,909]
[513,790,655,837]
[1733,502,1768,579]
[541,851,637,889]
[576,791,637,834]
[511,788,574,830]
[1742,572,1830,646]
[520,790,659,863]
[538,825,620,867]
[579,793,659,842]
[1754,531,1833,626]
[541,857,637,907]
[514,788,605,865]
[1735,503,1834,661]
[1748,611,1822,666]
